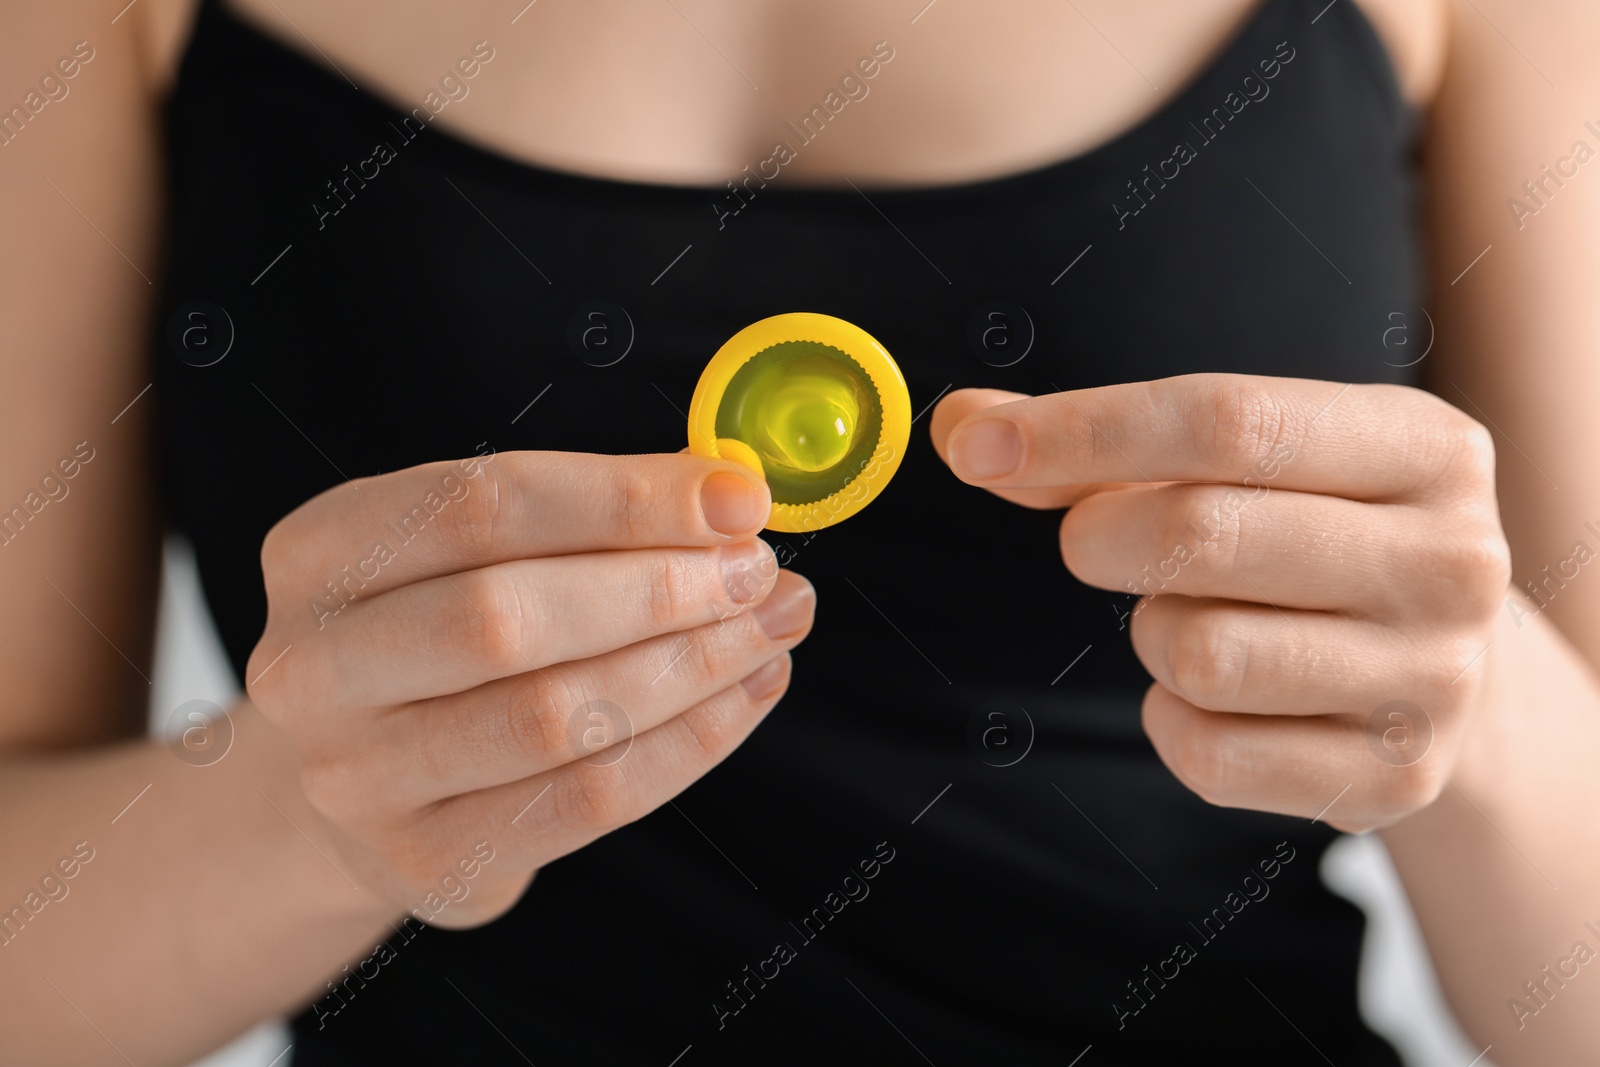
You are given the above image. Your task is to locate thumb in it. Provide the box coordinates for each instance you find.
[928,388,1032,467]
[930,388,1086,509]
[930,387,1149,510]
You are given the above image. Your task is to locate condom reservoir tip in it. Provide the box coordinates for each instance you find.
[687,313,911,533]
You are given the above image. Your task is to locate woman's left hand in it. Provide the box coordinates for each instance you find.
[931,373,1513,832]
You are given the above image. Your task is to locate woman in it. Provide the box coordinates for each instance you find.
[1,0,1596,1062]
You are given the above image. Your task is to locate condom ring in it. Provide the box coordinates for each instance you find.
[687,312,911,533]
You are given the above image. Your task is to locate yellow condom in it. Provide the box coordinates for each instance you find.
[688,313,911,533]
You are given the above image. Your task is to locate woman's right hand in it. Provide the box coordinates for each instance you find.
[245,450,814,928]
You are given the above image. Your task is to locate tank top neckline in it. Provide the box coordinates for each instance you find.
[195,0,1408,202]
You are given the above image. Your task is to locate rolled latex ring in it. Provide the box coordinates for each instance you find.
[687,312,911,533]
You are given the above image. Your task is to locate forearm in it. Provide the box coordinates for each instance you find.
[1381,593,1600,1063]
[0,701,400,1066]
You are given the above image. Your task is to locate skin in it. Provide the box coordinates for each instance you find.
[250,454,815,918]
[0,0,1596,1062]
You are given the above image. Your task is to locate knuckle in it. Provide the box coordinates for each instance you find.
[259,477,374,597]
[702,618,753,680]
[1070,403,1114,481]
[1383,758,1447,814]
[1400,390,1495,492]
[1418,645,1467,698]
[675,694,745,763]
[440,570,527,674]
[443,463,506,560]
[258,516,298,594]
[675,624,739,689]
[246,636,307,720]
[1435,532,1514,609]
[1166,619,1247,709]
[1445,415,1499,488]
[1203,379,1291,473]
[502,669,584,762]
[1173,720,1243,807]
[554,762,627,831]
[1438,634,1492,695]
[244,645,276,711]
[614,465,657,543]
[1167,491,1242,583]
[642,552,696,631]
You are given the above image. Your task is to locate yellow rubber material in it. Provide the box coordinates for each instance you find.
[687,313,911,533]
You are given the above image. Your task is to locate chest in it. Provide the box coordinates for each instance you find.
[218,0,1437,187]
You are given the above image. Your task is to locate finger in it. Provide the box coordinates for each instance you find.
[374,570,815,799]
[1059,482,1424,614]
[1128,596,1462,716]
[265,451,773,605]
[417,648,797,875]
[930,389,1028,462]
[942,373,1485,503]
[931,389,1079,508]
[932,387,1154,509]
[1141,684,1448,832]
[313,539,783,707]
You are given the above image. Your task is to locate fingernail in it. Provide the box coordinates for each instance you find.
[753,579,815,640]
[701,470,767,535]
[740,654,790,700]
[949,419,1020,479]
[721,540,775,604]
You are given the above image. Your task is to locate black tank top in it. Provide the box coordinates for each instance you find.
[154,1,1420,1062]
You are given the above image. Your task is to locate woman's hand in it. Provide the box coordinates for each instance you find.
[932,373,1512,833]
[245,451,815,927]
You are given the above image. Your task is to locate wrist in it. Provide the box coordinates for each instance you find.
[1445,582,1590,815]
[230,701,405,927]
